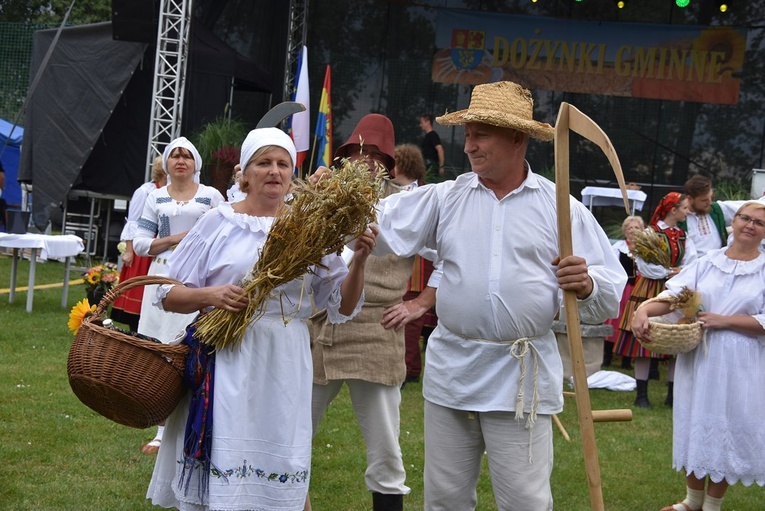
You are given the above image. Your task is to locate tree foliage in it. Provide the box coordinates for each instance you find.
[0,0,111,24]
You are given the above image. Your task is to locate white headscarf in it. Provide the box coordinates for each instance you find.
[239,128,296,171]
[162,136,203,184]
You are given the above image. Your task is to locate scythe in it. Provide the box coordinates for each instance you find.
[554,102,633,511]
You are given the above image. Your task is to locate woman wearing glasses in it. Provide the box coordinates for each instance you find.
[633,201,765,511]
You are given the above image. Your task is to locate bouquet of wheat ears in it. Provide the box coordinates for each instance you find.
[629,228,671,269]
[193,155,385,350]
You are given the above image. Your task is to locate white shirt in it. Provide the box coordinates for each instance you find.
[684,201,739,257]
[226,181,247,203]
[120,181,157,241]
[133,184,224,257]
[373,170,626,414]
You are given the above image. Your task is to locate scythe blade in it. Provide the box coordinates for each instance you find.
[255,101,306,129]
[554,102,632,511]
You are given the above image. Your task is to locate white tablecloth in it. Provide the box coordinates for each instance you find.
[580,186,647,214]
[0,233,84,312]
[0,233,84,259]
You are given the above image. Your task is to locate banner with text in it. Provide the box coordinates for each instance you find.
[433,11,747,105]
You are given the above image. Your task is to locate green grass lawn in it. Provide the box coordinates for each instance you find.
[0,254,763,510]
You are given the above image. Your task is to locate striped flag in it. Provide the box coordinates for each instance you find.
[314,65,332,168]
[290,46,310,171]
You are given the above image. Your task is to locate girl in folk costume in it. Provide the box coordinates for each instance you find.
[602,215,644,368]
[614,192,697,408]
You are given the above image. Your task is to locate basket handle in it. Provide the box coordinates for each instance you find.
[93,275,183,316]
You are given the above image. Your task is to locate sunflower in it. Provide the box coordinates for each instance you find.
[82,262,119,293]
[693,27,746,73]
[68,298,96,335]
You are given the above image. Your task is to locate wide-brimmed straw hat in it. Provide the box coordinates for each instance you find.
[436,81,554,141]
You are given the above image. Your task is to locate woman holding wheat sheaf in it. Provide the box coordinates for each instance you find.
[633,201,765,511]
[613,191,697,409]
[145,128,376,511]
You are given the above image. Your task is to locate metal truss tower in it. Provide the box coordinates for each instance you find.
[144,0,194,181]
[283,0,309,103]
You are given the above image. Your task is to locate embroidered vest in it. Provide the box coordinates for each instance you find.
[652,224,686,266]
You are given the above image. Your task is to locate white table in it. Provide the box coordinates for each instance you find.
[0,233,84,312]
[581,186,648,215]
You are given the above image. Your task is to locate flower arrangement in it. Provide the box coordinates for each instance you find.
[83,262,120,294]
[191,117,248,165]
[212,146,240,165]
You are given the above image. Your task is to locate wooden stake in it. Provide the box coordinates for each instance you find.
[553,414,571,442]
[554,102,633,511]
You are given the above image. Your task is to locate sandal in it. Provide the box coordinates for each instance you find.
[141,438,161,455]
[660,503,700,511]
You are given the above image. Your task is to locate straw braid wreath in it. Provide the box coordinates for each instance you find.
[635,296,703,355]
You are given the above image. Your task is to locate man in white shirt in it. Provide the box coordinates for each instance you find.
[372,81,626,511]
[679,175,739,257]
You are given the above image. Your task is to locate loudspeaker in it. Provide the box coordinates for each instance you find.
[111,0,158,43]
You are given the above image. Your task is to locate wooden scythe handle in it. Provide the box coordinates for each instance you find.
[554,102,632,511]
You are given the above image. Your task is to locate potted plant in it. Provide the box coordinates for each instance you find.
[191,117,249,197]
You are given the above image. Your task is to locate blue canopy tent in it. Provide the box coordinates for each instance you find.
[0,118,23,208]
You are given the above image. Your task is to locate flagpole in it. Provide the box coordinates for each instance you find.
[310,65,332,175]
[290,46,310,176]
[309,133,319,174]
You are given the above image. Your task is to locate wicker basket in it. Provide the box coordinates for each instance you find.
[636,298,703,356]
[67,275,190,429]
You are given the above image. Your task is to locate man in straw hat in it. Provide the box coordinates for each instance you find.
[370,81,626,510]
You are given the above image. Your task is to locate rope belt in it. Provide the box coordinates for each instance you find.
[460,334,543,463]
[508,336,542,431]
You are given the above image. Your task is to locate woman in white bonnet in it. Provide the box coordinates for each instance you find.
[146,128,376,511]
[132,136,225,454]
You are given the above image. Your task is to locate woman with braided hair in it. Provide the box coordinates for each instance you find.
[613,192,697,408]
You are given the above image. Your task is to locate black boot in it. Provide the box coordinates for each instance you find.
[602,341,614,368]
[372,492,403,511]
[634,379,652,409]
[621,356,632,370]
[665,381,674,407]
[649,358,660,380]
